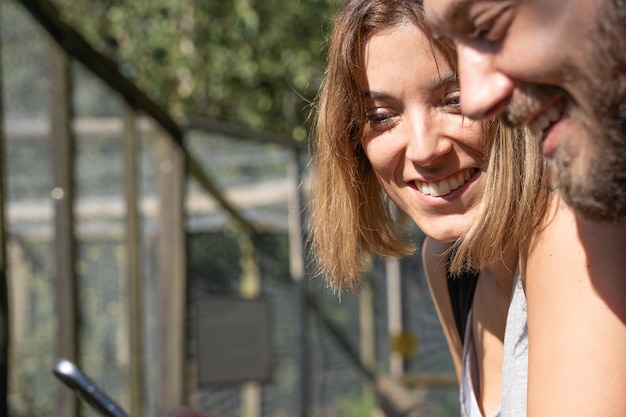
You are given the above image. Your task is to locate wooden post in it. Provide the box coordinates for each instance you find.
[0,20,9,417]
[359,281,376,408]
[386,258,403,377]
[156,130,186,416]
[49,38,79,417]
[359,282,375,370]
[124,108,144,417]
[287,149,310,417]
[239,234,262,417]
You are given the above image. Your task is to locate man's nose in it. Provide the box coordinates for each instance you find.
[456,42,514,120]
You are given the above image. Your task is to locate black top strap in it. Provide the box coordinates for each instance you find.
[446,267,479,344]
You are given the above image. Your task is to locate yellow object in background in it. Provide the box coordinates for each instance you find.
[391,331,419,359]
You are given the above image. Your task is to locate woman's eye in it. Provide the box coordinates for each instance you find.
[442,90,461,111]
[366,112,396,130]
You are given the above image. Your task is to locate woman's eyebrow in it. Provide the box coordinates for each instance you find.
[431,73,459,91]
[364,74,457,100]
[364,91,394,101]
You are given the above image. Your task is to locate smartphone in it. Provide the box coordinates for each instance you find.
[53,358,129,417]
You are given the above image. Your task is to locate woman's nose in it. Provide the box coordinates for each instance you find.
[404,114,452,167]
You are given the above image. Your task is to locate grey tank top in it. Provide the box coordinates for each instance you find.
[460,310,502,417]
[500,271,528,417]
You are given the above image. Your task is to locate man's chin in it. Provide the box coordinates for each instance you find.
[552,146,626,222]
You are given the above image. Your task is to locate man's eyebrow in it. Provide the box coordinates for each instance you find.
[441,0,472,22]
[430,0,472,34]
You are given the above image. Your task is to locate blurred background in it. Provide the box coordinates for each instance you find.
[0,0,459,416]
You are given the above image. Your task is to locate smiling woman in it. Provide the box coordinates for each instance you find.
[308,0,548,293]
[308,0,551,416]
[359,22,485,243]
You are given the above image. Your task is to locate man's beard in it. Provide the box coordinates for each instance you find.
[561,0,626,222]
[549,134,626,222]
[502,0,626,222]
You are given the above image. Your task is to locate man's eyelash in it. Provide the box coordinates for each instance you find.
[470,21,494,39]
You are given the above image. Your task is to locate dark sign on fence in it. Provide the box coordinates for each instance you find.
[195,294,273,385]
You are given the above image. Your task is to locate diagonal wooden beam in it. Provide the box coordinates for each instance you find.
[17,0,182,144]
[16,0,258,235]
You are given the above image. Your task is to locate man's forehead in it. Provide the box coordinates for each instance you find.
[424,0,474,31]
[424,0,466,30]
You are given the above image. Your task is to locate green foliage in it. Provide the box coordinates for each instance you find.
[52,0,341,136]
[335,390,377,417]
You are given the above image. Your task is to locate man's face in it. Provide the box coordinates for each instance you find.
[424,0,626,221]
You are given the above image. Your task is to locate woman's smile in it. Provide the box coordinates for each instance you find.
[412,168,479,198]
[360,23,486,241]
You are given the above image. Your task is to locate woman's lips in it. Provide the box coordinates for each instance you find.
[413,168,477,198]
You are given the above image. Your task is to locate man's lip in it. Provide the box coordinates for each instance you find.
[541,116,569,157]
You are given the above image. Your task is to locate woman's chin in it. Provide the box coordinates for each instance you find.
[422,229,463,243]
[416,216,471,243]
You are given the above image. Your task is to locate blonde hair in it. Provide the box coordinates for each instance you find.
[308,0,551,292]
[449,121,551,275]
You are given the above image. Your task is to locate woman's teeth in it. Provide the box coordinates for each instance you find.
[415,169,475,197]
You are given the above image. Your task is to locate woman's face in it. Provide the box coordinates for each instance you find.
[360,22,486,242]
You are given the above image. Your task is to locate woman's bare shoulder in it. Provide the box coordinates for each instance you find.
[421,237,452,276]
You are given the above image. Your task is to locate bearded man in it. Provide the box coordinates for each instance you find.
[424,0,626,221]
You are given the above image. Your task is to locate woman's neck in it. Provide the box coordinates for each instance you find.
[485,245,518,299]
